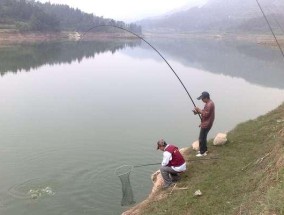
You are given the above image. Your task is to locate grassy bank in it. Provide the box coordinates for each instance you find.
[140,103,284,215]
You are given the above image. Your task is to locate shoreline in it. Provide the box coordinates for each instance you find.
[143,32,284,48]
[0,30,138,46]
[122,105,284,214]
[0,31,283,47]
[122,102,284,214]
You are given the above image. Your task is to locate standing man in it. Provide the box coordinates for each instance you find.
[193,91,215,157]
[157,139,186,189]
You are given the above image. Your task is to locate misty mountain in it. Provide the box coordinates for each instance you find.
[137,0,284,33]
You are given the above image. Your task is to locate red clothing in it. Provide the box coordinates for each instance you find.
[165,145,185,167]
[201,99,215,129]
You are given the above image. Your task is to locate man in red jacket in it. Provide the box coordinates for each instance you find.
[157,139,186,189]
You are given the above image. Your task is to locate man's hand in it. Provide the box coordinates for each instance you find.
[194,107,201,114]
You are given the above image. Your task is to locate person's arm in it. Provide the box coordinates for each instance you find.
[194,107,202,114]
[161,151,172,166]
[201,102,213,118]
[195,102,213,118]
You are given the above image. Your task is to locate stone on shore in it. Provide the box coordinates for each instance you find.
[213,133,227,145]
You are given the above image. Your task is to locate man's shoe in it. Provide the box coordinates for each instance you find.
[196,152,207,157]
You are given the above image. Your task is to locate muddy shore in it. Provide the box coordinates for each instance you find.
[0,30,138,46]
[1,30,283,47]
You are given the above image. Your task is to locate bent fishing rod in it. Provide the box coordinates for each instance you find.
[80,24,202,120]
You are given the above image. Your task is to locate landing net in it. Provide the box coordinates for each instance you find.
[115,165,136,206]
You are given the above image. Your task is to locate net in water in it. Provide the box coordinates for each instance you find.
[115,165,136,206]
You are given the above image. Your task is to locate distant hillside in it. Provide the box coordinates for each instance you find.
[0,0,141,33]
[137,0,284,33]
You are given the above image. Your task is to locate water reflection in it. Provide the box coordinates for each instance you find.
[1,38,283,90]
[0,39,141,76]
[130,37,284,89]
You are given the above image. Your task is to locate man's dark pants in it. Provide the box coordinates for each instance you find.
[199,127,210,154]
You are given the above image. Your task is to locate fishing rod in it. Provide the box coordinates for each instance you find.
[80,24,202,120]
[255,0,284,59]
[133,157,219,168]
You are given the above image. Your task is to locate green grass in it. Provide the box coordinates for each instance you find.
[139,103,284,215]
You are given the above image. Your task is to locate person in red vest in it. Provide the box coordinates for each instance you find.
[157,139,186,189]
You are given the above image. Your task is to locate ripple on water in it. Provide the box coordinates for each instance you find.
[8,178,57,200]
[4,163,142,214]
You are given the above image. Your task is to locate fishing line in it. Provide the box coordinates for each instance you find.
[80,24,201,120]
[255,0,284,59]
[133,163,160,168]
[133,157,219,168]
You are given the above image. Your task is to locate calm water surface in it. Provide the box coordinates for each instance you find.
[0,38,283,215]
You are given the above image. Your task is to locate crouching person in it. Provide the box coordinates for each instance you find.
[157,139,186,189]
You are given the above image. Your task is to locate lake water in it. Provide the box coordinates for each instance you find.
[0,38,283,215]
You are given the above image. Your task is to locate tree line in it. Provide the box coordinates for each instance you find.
[0,0,142,33]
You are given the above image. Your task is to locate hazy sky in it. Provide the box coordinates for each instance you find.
[37,0,207,21]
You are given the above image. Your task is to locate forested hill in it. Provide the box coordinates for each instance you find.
[0,0,141,33]
[137,0,284,34]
